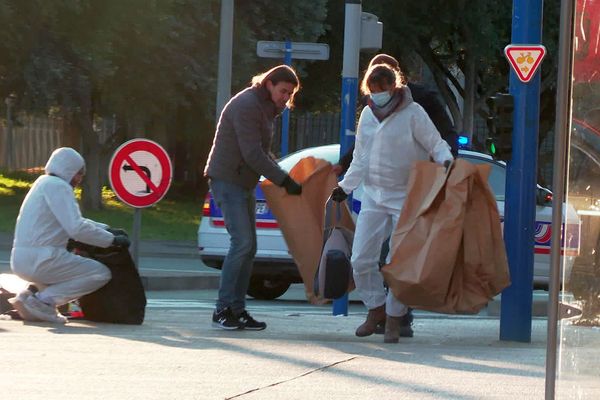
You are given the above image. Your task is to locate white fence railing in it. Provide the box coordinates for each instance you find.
[0,114,64,171]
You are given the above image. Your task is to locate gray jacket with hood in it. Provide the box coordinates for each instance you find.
[12,147,114,249]
[204,85,288,189]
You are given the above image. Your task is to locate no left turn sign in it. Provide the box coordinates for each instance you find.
[109,139,173,208]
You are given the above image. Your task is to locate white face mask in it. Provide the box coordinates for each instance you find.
[370,91,392,107]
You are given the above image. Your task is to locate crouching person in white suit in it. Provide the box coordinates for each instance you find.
[9,147,130,323]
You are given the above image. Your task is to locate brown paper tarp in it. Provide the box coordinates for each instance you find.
[261,157,355,304]
[381,159,511,314]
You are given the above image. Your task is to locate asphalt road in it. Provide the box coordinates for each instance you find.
[3,288,600,399]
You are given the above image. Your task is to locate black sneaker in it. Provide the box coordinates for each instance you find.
[238,310,266,331]
[212,308,244,330]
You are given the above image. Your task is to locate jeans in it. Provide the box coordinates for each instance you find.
[209,179,257,314]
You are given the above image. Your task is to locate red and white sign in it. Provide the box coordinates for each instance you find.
[504,45,546,83]
[109,139,172,208]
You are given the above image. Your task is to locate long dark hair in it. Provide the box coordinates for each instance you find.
[252,65,300,108]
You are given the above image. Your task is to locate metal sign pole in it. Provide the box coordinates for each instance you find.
[280,39,292,157]
[545,0,575,397]
[332,0,362,317]
[130,208,142,269]
[215,0,234,122]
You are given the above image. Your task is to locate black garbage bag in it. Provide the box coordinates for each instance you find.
[68,240,146,325]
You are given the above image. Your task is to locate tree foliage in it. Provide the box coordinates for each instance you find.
[0,0,563,207]
[0,0,327,209]
[302,0,560,150]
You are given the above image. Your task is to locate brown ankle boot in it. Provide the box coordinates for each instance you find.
[384,315,401,343]
[384,312,414,343]
[355,305,386,337]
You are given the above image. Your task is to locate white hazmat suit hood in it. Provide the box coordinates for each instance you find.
[45,147,85,184]
[12,147,113,250]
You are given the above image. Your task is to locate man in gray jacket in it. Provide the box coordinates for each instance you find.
[204,65,302,331]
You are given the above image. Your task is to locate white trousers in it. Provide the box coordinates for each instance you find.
[10,246,111,306]
[351,194,408,317]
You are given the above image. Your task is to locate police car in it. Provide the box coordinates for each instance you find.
[198,144,580,299]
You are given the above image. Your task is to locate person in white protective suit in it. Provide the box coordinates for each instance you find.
[8,147,131,323]
[331,63,453,343]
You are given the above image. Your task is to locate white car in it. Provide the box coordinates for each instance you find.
[198,144,580,299]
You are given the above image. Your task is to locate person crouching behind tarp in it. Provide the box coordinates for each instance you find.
[330,63,453,343]
[8,147,130,323]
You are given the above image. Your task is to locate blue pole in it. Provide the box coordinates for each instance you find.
[499,0,544,342]
[339,77,359,156]
[333,293,349,316]
[280,40,292,157]
[333,0,361,316]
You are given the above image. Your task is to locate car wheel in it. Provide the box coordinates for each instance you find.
[247,276,291,300]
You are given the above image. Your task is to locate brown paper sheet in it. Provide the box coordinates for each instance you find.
[381,159,510,314]
[260,157,355,304]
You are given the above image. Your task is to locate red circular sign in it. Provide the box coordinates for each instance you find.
[109,139,172,208]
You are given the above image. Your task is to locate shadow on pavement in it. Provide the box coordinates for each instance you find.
[35,309,546,391]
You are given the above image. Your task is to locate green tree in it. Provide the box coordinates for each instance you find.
[0,0,328,209]
[301,0,560,153]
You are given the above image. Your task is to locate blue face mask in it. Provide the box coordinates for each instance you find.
[370,91,392,107]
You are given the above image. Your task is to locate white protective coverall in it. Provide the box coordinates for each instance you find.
[10,147,115,306]
[338,87,453,316]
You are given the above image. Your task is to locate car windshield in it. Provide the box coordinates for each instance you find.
[277,144,341,172]
[459,154,506,201]
[274,146,508,202]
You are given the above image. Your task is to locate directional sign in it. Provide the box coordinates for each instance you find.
[109,139,172,208]
[257,41,329,60]
[504,44,546,83]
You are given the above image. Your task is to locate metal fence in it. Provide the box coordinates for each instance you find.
[273,111,491,158]
[272,111,340,156]
[0,113,119,171]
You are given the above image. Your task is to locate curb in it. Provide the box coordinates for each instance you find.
[486,293,549,317]
[141,273,220,291]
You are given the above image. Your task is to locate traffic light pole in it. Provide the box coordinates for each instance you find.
[499,0,544,343]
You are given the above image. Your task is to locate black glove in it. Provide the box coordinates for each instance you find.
[107,227,128,237]
[281,175,302,195]
[331,186,348,203]
[443,159,453,171]
[112,234,131,248]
